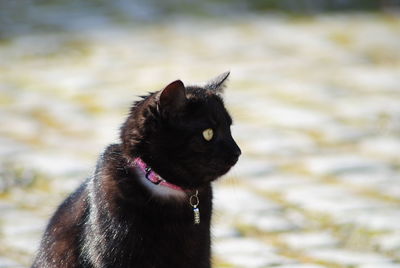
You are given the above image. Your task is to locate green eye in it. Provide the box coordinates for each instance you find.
[202,128,214,141]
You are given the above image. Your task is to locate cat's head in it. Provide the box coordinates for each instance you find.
[120,72,241,190]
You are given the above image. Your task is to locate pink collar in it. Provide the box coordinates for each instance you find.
[133,157,185,192]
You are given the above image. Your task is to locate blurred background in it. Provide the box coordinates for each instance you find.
[1,1,400,267]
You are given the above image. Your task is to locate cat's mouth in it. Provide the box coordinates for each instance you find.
[208,159,238,179]
[222,164,234,173]
[172,156,240,190]
[222,155,240,172]
[217,163,235,177]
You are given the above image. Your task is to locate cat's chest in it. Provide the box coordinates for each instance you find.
[119,218,211,268]
[106,201,212,268]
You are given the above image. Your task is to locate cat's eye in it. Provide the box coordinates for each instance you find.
[202,128,214,141]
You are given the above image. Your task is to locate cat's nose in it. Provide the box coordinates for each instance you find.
[225,135,241,164]
[233,147,241,159]
[230,142,241,162]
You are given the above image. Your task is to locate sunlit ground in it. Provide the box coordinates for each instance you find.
[1,5,400,268]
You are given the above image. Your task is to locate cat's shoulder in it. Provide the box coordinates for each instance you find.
[97,144,125,166]
[103,143,123,155]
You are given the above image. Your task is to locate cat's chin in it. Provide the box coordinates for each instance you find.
[213,163,235,178]
[199,166,234,185]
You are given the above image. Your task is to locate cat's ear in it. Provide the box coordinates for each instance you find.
[204,71,230,94]
[158,80,187,114]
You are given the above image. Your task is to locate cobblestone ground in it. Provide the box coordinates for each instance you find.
[1,11,400,268]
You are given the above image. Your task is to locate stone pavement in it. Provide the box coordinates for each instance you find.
[1,10,400,268]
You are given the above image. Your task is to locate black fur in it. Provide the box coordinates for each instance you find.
[32,73,241,268]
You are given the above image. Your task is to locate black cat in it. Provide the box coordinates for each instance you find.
[31,72,241,268]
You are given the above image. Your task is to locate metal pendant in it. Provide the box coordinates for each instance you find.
[190,190,200,225]
[193,207,200,225]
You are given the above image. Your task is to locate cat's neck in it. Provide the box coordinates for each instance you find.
[137,172,188,199]
[133,157,189,200]
[134,158,185,191]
